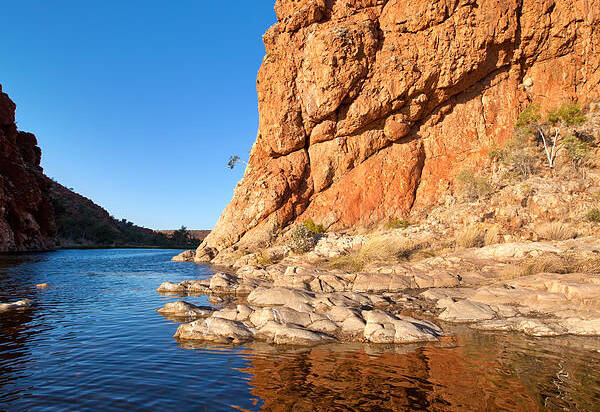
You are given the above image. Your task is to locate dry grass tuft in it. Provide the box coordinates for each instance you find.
[535,222,577,241]
[327,235,430,272]
[497,264,525,281]
[521,251,600,276]
[328,255,365,272]
[484,225,502,246]
[255,251,273,267]
[359,235,421,262]
[455,225,484,249]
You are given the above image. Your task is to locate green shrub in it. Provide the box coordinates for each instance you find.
[385,217,410,229]
[303,219,326,235]
[488,138,536,178]
[488,142,508,162]
[586,208,600,223]
[547,102,586,126]
[515,104,541,130]
[456,170,492,200]
[562,134,592,167]
[288,225,317,253]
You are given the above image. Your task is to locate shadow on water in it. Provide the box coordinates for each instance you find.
[1,250,600,411]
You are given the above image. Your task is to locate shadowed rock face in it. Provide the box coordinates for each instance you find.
[197,0,600,261]
[0,85,56,252]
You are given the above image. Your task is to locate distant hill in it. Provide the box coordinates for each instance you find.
[2,85,207,252]
[48,178,201,249]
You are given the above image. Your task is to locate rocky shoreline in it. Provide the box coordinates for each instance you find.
[161,236,600,346]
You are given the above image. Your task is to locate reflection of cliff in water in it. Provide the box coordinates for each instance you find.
[0,254,45,402]
[230,328,600,411]
[0,304,37,401]
[0,253,51,296]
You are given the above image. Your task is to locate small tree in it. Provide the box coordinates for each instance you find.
[227,155,247,170]
[516,104,560,168]
[516,103,588,170]
[171,225,191,246]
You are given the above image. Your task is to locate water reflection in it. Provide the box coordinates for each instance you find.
[212,329,600,411]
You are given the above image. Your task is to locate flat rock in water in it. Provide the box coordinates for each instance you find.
[247,287,316,313]
[156,301,215,318]
[156,282,185,293]
[0,299,32,313]
[174,317,254,344]
[438,300,497,323]
[362,310,441,344]
[171,250,196,262]
[256,321,336,346]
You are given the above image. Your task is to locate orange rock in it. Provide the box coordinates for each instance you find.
[196,0,600,262]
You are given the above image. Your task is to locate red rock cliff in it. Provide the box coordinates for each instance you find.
[197,0,600,261]
[0,84,56,251]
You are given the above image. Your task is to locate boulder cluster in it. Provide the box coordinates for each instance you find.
[157,273,445,346]
[163,236,600,346]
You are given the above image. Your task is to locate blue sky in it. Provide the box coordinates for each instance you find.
[0,1,277,229]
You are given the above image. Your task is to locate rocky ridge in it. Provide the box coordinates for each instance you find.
[196,0,600,263]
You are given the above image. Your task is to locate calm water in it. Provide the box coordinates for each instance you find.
[1,249,600,411]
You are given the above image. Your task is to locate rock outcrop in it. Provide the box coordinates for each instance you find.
[0,299,32,313]
[162,236,600,346]
[196,0,600,262]
[0,84,56,251]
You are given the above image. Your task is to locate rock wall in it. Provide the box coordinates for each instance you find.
[197,0,600,261]
[0,84,56,251]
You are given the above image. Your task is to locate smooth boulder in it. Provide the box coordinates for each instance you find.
[0,299,32,312]
[174,317,254,344]
[156,301,215,318]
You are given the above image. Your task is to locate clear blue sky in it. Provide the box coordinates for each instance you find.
[0,1,277,230]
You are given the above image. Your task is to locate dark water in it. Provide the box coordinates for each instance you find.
[1,250,600,411]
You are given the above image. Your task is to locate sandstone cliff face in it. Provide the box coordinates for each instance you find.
[198,0,600,261]
[0,84,56,251]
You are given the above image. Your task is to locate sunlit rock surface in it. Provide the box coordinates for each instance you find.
[196,0,600,262]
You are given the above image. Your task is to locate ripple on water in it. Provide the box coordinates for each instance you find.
[1,249,600,411]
